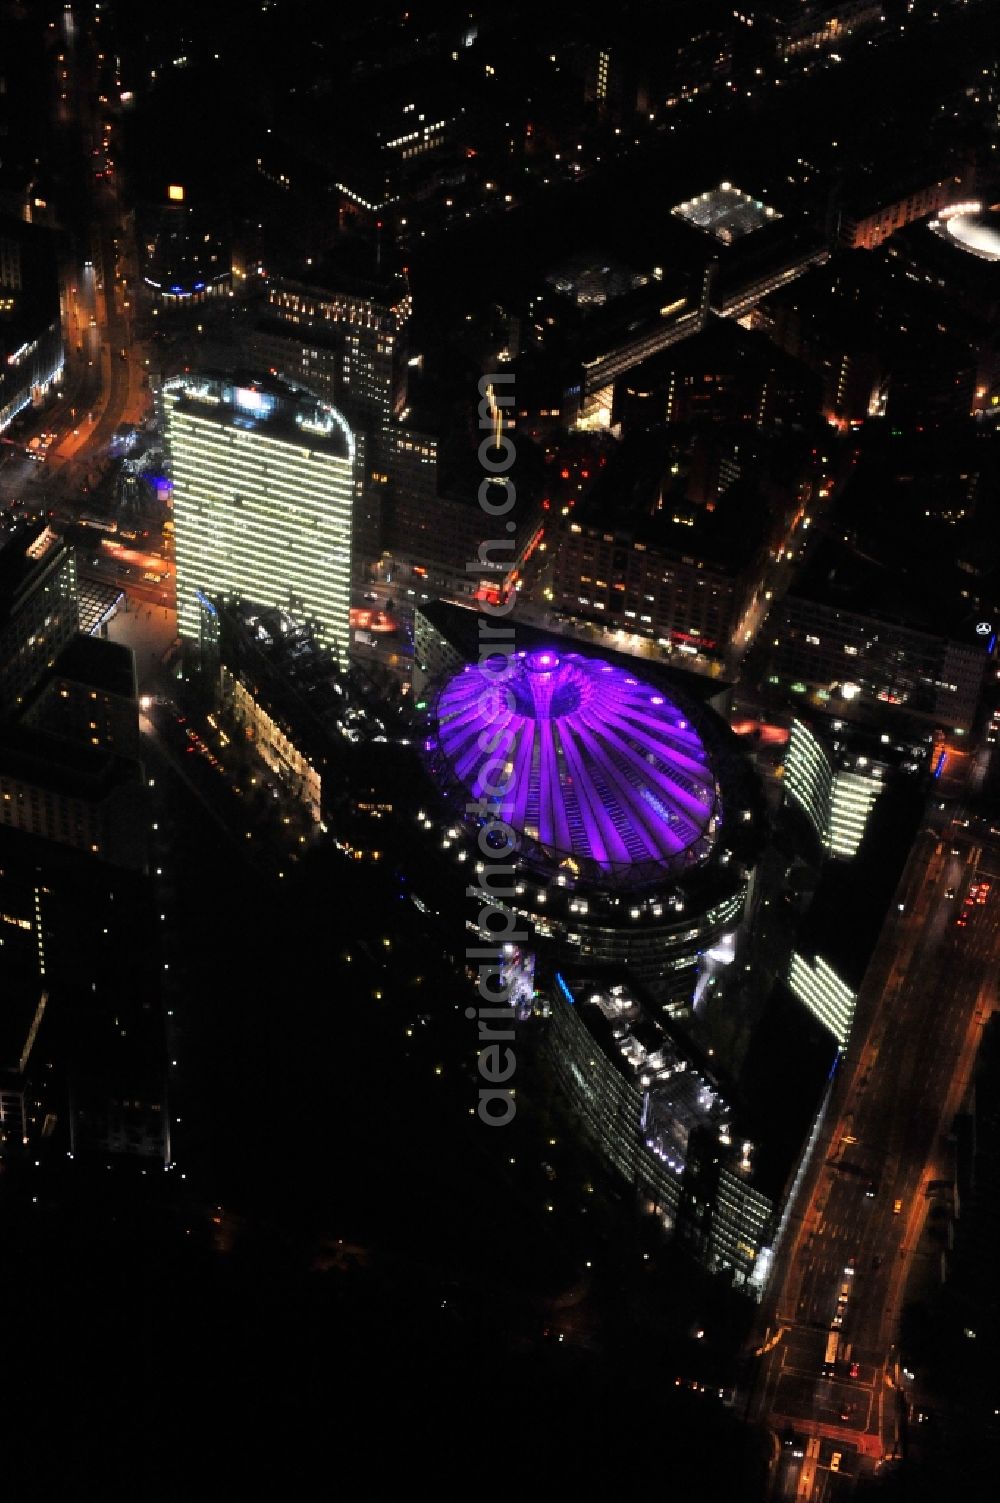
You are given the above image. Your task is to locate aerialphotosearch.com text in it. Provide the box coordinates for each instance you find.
[466,372,525,1127]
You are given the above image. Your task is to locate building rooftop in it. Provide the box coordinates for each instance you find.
[0,520,68,627]
[50,635,136,701]
[738,981,837,1200]
[556,967,761,1184]
[216,599,364,773]
[544,253,649,308]
[569,425,773,574]
[266,256,411,312]
[427,649,720,888]
[77,578,125,638]
[141,199,230,301]
[789,502,992,646]
[0,724,141,801]
[672,184,782,245]
[163,372,355,461]
[416,598,734,710]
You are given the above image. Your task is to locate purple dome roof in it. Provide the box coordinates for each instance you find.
[428,651,720,887]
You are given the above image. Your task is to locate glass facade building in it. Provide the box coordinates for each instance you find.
[785,716,884,859]
[788,951,857,1050]
[163,375,357,662]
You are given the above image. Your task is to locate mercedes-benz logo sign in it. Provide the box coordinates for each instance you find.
[976,621,992,636]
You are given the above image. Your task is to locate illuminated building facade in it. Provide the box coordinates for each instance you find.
[211,598,365,827]
[787,951,857,1050]
[784,717,883,859]
[771,0,884,61]
[545,432,775,667]
[229,678,322,823]
[385,428,438,504]
[784,717,833,844]
[550,520,747,666]
[0,729,148,870]
[546,971,774,1290]
[163,374,357,662]
[839,169,973,251]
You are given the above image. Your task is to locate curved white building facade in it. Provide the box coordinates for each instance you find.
[164,374,357,660]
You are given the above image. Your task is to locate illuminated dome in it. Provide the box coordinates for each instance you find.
[933,206,1000,262]
[426,650,721,888]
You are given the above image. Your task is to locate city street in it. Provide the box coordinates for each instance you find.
[750,808,1000,1497]
[0,2,149,524]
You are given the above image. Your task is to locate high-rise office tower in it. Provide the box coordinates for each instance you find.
[162,374,357,659]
